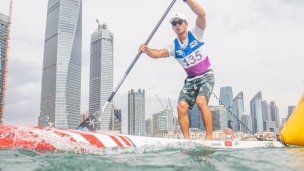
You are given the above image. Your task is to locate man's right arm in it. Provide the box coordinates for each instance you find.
[139,44,169,59]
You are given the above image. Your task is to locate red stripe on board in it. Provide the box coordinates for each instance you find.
[118,136,132,146]
[52,130,77,142]
[108,135,123,146]
[60,129,105,148]
[29,126,77,142]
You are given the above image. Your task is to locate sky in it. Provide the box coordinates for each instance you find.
[0,0,303,134]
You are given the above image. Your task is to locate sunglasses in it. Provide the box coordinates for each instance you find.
[171,19,186,26]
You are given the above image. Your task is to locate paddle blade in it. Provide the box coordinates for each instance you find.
[76,115,100,131]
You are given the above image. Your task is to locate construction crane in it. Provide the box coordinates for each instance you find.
[168,97,173,110]
[96,19,101,30]
[156,95,166,110]
[1,0,13,125]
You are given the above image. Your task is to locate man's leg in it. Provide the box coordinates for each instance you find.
[177,101,190,139]
[196,96,212,140]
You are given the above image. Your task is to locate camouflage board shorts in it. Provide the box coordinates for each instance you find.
[178,70,215,109]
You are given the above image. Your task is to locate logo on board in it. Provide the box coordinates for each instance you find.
[225,141,232,146]
[210,142,222,146]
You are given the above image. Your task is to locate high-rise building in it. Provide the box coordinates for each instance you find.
[152,113,159,136]
[173,116,180,130]
[128,89,145,136]
[219,86,233,107]
[209,105,228,130]
[145,118,153,137]
[153,109,174,135]
[270,101,280,128]
[219,86,233,129]
[250,91,263,133]
[187,104,205,131]
[89,23,113,131]
[263,120,276,133]
[241,113,253,133]
[39,0,82,129]
[0,13,9,124]
[287,106,296,120]
[232,91,244,131]
[262,101,271,122]
[112,106,122,133]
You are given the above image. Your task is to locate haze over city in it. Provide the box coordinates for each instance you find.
[0,0,303,134]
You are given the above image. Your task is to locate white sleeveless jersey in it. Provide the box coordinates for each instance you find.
[174,31,210,77]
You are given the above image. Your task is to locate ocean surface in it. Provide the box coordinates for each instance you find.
[0,142,303,171]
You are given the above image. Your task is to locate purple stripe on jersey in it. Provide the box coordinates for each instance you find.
[184,57,210,77]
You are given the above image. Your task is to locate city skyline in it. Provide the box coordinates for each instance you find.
[0,0,303,135]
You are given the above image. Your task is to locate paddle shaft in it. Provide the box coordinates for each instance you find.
[77,0,177,131]
[94,0,177,119]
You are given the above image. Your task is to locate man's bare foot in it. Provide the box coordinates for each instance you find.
[205,137,213,140]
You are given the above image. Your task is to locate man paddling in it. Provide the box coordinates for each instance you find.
[139,0,214,140]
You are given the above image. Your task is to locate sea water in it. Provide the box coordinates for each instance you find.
[0,142,303,171]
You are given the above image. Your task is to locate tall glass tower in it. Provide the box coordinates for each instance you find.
[232,91,244,131]
[187,104,205,131]
[250,91,263,133]
[89,23,113,131]
[219,86,233,129]
[39,0,82,129]
[287,106,296,120]
[0,13,8,124]
[262,101,271,121]
[270,101,280,128]
[241,111,252,133]
[128,89,145,136]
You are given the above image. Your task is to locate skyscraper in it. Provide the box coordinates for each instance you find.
[209,105,228,130]
[187,104,205,131]
[262,100,271,123]
[128,89,145,136]
[287,106,296,120]
[0,13,9,124]
[232,91,244,131]
[270,101,280,128]
[152,113,159,136]
[219,86,233,129]
[153,109,174,136]
[145,118,153,137]
[112,106,122,133]
[172,116,179,130]
[250,91,263,133]
[241,112,253,133]
[89,23,113,131]
[39,0,82,129]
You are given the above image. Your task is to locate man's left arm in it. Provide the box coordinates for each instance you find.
[185,0,206,30]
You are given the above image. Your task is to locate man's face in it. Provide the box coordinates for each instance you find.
[171,18,188,34]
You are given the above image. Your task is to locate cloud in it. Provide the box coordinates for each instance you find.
[5,57,41,126]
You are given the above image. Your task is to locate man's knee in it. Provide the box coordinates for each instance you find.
[177,102,189,116]
[196,96,208,108]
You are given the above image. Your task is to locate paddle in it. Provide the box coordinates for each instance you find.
[77,0,177,131]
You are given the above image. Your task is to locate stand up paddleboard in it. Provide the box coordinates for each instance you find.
[0,126,284,151]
